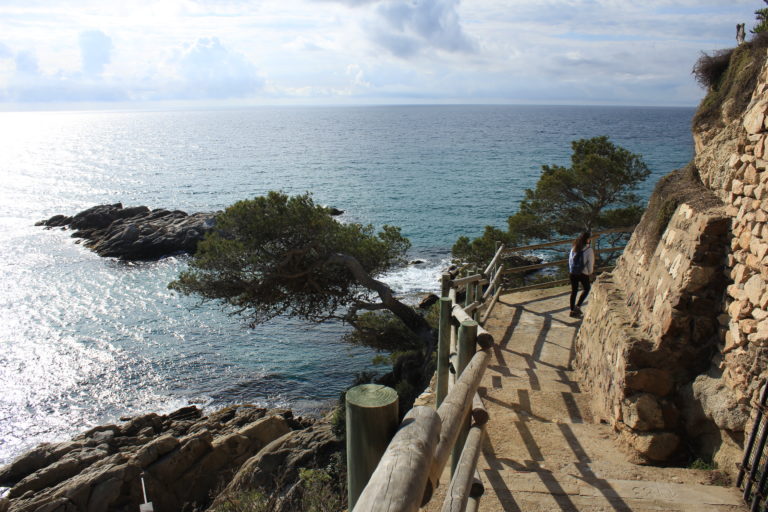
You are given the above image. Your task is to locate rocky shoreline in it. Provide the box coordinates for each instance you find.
[0,404,340,512]
[36,204,217,261]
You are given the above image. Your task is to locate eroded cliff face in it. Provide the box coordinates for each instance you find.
[575,48,768,474]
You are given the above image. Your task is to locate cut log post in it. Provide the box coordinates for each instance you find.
[465,497,480,512]
[452,320,477,475]
[352,406,442,512]
[452,304,493,349]
[471,471,484,498]
[442,424,486,512]
[471,392,489,426]
[430,348,491,488]
[441,272,451,298]
[437,297,452,407]
[346,384,399,510]
[473,279,482,321]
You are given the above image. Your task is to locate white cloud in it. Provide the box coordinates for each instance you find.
[0,0,761,106]
[79,30,112,76]
[161,37,264,99]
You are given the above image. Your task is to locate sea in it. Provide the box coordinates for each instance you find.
[0,104,695,466]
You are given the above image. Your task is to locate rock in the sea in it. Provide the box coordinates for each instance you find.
[0,405,314,512]
[418,294,440,310]
[37,203,216,261]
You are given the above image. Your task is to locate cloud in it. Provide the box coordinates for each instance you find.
[79,30,112,76]
[0,42,12,59]
[163,37,264,99]
[347,0,476,58]
[14,50,39,75]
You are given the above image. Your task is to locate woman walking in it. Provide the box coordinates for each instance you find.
[568,231,594,318]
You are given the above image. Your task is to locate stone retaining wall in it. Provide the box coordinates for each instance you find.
[575,49,768,471]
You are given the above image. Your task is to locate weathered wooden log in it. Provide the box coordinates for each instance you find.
[471,393,489,426]
[452,304,493,349]
[346,384,399,509]
[352,406,442,512]
[429,348,491,488]
[482,264,505,300]
[465,496,480,512]
[483,243,505,276]
[451,321,477,474]
[442,424,486,512]
[471,471,484,498]
[480,287,502,324]
[437,297,452,407]
[441,272,451,298]
[453,273,483,287]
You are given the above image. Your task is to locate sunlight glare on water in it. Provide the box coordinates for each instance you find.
[0,106,695,464]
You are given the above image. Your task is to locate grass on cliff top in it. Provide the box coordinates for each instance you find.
[693,33,768,131]
[633,164,723,258]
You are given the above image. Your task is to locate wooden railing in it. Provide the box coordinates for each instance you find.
[351,264,495,511]
[349,227,633,511]
[499,226,634,295]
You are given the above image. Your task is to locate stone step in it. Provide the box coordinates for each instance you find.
[480,388,594,423]
[474,469,744,512]
[482,366,582,393]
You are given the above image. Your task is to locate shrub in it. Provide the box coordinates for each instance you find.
[692,49,735,90]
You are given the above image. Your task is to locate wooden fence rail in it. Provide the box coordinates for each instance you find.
[349,227,634,511]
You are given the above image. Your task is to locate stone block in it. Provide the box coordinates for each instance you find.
[622,394,665,431]
[745,100,768,134]
[729,299,751,319]
[733,179,745,195]
[747,164,760,184]
[625,368,674,396]
[745,274,765,305]
[620,428,681,462]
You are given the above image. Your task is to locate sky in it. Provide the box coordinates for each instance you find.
[0,0,762,109]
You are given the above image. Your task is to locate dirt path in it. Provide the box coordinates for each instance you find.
[424,286,745,512]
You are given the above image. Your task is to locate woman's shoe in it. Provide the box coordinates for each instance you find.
[569,310,580,318]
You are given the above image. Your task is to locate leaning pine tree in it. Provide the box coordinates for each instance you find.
[169,191,435,353]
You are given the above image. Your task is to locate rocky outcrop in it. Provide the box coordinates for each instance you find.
[575,46,768,472]
[36,203,216,260]
[210,423,342,511]
[0,405,315,512]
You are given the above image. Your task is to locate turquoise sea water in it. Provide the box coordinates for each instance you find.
[0,105,695,465]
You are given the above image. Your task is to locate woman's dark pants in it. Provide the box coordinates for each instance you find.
[569,273,591,311]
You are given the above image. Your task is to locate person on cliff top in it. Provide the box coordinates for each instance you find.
[568,231,594,318]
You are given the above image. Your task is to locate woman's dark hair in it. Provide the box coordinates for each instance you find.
[572,231,592,252]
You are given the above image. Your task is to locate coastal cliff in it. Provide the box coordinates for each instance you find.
[575,44,768,474]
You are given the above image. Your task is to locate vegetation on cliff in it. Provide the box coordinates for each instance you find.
[693,31,768,131]
[453,136,650,266]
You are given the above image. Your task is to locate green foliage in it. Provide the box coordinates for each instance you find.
[343,311,423,352]
[689,458,716,470]
[298,468,344,512]
[453,136,649,266]
[209,489,276,512]
[170,191,410,326]
[754,1,768,33]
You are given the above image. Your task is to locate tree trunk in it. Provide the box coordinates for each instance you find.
[329,253,436,353]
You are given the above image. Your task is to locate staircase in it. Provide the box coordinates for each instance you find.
[424,286,745,512]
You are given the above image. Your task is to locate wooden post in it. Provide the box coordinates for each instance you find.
[452,320,477,475]
[473,278,483,322]
[352,407,442,512]
[346,384,399,510]
[436,297,452,407]
[441,272,451,298]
